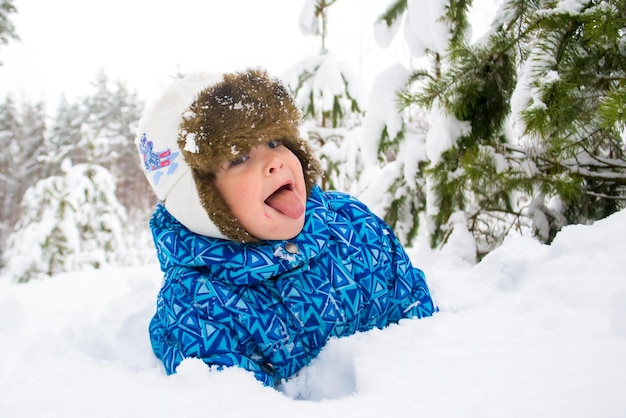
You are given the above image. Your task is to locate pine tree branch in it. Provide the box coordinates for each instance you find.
[585,190,626,200]
[376,0,407,27]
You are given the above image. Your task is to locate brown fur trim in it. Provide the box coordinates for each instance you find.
[177,68,322,243]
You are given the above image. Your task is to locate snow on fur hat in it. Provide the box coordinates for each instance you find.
[136,68,322,243]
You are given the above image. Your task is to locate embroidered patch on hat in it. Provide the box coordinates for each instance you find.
[138,133,180,185]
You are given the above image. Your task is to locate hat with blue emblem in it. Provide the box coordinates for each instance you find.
[136,68,321,243]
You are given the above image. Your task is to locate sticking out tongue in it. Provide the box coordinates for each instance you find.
[265,186,304,219]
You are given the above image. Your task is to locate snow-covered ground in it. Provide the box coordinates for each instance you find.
[1,208,625,418]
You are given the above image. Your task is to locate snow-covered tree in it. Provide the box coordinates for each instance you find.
[0,95,19,265]
[0,97,49,265]
[43,95,84,175]
[19,100,48,180]
[376,0,626,257]
[2,162,128,282]
[0,70,152,272]
[286,0,432,245]
[285,0,363,191]
[0,0,18,61]
[80,71,137,162]
[284,52,363,191]
[504,0,626,241]
[351,64,430,245]
[286,52,362,131]
[79,70,150,210]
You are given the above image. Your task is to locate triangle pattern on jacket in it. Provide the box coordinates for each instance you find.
[148,185,436,386]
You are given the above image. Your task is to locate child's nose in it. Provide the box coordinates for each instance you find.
[262,149,285,176]
[263,152,284,175]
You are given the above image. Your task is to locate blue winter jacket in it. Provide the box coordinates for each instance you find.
[149,185,436,386]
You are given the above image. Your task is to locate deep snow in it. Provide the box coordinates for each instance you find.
[1,209,625,418]
[2,0,625,415]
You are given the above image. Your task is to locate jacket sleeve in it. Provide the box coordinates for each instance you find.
[327,191,437,321]
[377,218,437,320]
[380,220,437,320]
[149,267,276,387]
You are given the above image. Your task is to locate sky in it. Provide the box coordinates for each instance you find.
[0,0,413,106]
[1,205,625,417]
[0,0,498,108]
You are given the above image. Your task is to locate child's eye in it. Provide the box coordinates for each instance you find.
[230,154,249,166]
[268,139,283,149]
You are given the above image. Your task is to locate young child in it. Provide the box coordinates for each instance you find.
[136,68,436,387]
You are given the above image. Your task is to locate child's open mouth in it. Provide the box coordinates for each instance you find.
[264,183,304,219]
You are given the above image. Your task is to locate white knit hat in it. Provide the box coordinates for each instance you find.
[137,69,323,243]
[135,73,226,238]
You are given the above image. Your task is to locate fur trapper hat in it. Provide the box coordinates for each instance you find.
[136,68,322,243]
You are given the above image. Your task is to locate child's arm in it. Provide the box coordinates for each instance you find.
[326,191,437,320]
[377,218,437,320]
[149,269,277,387]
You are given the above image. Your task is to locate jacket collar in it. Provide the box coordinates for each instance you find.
[152,186,331,284]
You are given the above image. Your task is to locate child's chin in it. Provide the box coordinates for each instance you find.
[265,218,305,241]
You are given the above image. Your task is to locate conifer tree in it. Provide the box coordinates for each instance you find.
[352,64,430,245]
[80,71,150,210]
[507,0,626,241]
[376,0,626,257]
[19,101,48,180]
[290,1,429,245]
[44,95,83,175]
[285,0,363,191]
[0,95,19,265]
[2,162,128,282]
[0,71,149,274]
[0,0,18,61]
[0,98,48,262]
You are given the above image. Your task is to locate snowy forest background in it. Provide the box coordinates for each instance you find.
[1,0,625,283]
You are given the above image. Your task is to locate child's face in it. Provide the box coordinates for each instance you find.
[214,139,307,241]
